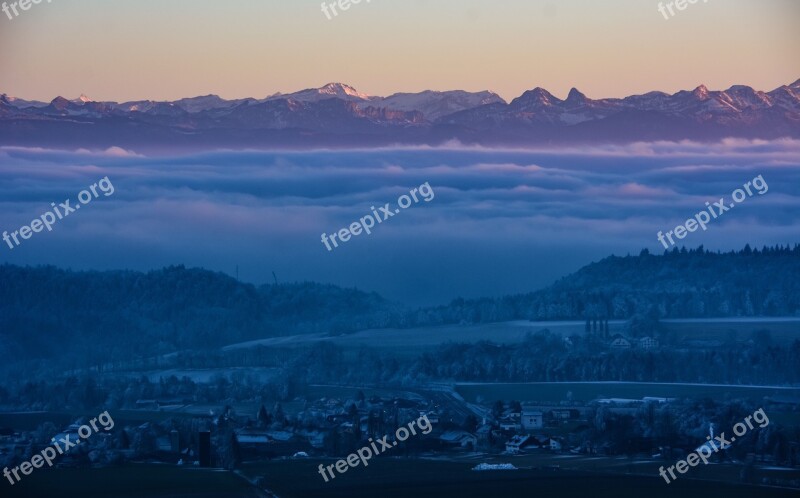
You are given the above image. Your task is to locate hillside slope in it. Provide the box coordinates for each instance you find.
[0,265,398,363]
[417,245,800,324]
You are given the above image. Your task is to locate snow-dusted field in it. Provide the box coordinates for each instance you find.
[220,317,800,356]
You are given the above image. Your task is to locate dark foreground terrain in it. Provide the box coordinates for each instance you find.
[5,460,799,498]
[3,465,258,498]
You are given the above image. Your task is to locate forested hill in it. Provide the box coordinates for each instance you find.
[0,265,399,362]
[1,245,798,364]
[414,245,800,325]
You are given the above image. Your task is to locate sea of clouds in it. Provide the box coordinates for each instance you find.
[1,139,798,305]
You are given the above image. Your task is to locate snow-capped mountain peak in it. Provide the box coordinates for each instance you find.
[376,89,506,120]
[172,94,257,113]
[721,85,772,109]
[510,87,561,111]
[319,83,369,99]
[69,94,93,105]
[528,87,559,104]
[692,85,710,99]
[273,83,374,103]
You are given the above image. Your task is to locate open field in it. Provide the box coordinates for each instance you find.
[299,384,426,403]
[3,465,259,498]
[222,318,800,357]
[501,452,800,484]
[242,458,800,498]
[455,382,800,404]
[662,317,800,343]
[4,459,797,498]
[138,368,280,383]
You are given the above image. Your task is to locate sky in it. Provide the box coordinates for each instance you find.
[1,140,798,306]
[0,0,798,102]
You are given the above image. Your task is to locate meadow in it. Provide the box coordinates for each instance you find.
[455,382,800,404]
[241,458,800,498]
[223,318,800,357]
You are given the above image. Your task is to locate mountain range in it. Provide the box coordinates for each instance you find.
[1,80,798,150]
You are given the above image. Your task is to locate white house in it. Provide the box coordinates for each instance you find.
[505,435,530,454]
[521,409,543,430]
[639,337,659,350]
[610,337,632,349]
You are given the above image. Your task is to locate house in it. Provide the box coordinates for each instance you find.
[549,409,572,421]
[135,399,159,410]
[521,409,543,430]
[326,413,351,424]
[299,430,326,449]
[610,335,632,349]
[639,337,659,350]
[52,421,83,447]
[505,434,558,453]
[505,435,530,454]
[156,436,173,452]
[339,422,357,434]
[236,430,306,457]
[439,431,477,450]
[236,431,272,446]
[642,397,672,404]
[529,435,552,448]
[323,398,343,408]
[498,417,520,432]
[476,425,493,450]
[419,411,439,425]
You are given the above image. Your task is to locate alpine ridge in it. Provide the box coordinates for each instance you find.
[1,80,798,150]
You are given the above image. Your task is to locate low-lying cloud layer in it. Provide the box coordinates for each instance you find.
[1,140,798,306]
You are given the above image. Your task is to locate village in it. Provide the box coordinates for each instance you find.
[4,383,794,476]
